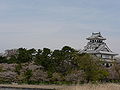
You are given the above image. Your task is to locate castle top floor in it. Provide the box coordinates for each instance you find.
[86,32,106,41]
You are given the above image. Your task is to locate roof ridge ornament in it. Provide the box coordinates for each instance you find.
[92,32,101,35]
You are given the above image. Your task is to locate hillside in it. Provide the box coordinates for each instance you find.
[0,46,119,84]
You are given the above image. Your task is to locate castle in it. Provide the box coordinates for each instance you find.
[83,32,118,67]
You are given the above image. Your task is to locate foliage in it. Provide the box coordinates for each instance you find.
[35,48,52,71]
[0,56,8,63]
[79,54,109,82]
[24,69,33,83]
[0,46,111,84]
[15,64,22,75]
[17,48,32,63]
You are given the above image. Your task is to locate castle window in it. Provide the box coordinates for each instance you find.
[102,55,111,59]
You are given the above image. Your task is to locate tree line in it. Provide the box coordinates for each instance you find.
[0,46,118,84]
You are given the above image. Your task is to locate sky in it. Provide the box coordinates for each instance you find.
[0,0,120,55]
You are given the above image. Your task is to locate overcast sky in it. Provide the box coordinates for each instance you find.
[0,0,120,55]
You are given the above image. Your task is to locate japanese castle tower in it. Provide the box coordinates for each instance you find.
[83,32,118,62]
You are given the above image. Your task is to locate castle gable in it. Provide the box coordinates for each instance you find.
[96,44,112,53]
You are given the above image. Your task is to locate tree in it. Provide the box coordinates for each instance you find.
[50,46,79,75]
[27,48,36,61]
[15,64,22,75]
[24,69,32,83]
[109,61,120,80]
[35,48,52,71]
[17,48,29,63]
[78,54,109,82]
[8,55,17,63]
[16,48,36,63]
[0,56,7,63]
